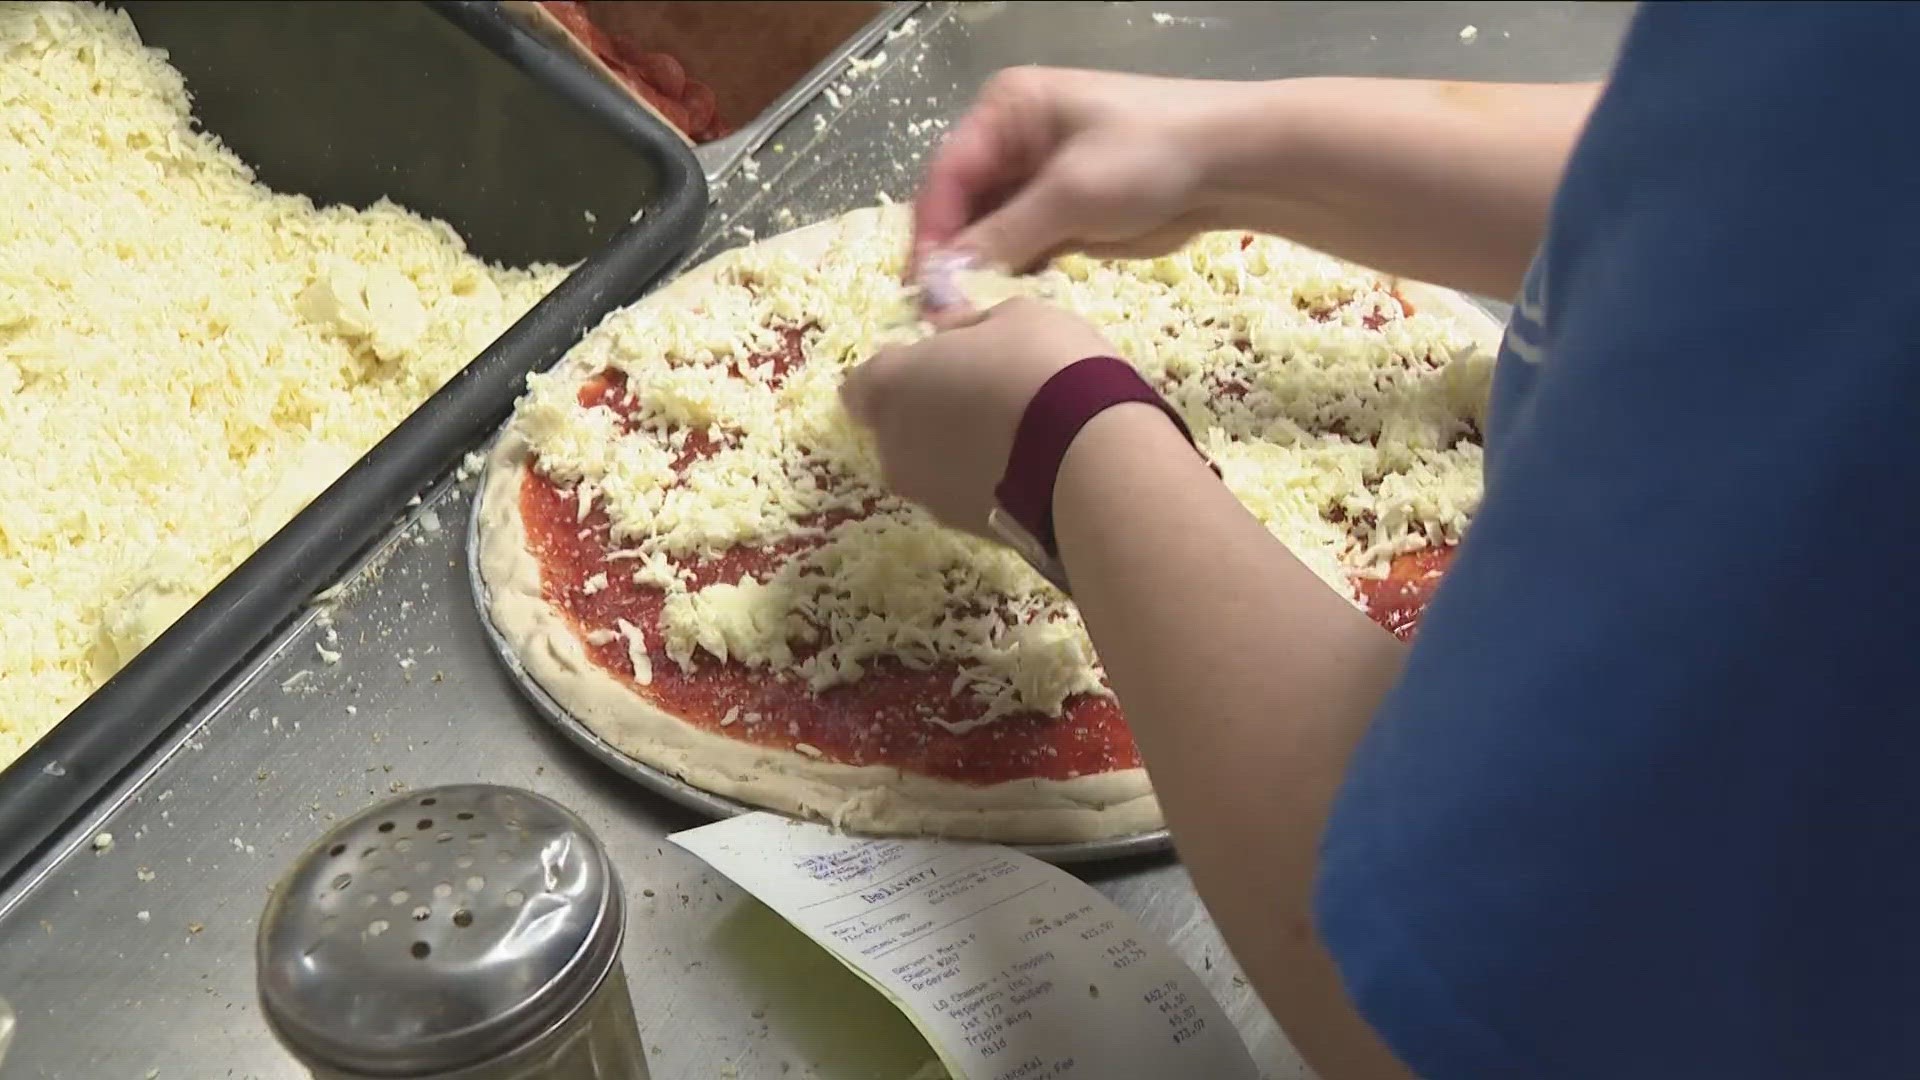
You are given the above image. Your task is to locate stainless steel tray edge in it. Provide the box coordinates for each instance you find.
[0,469,469,923]
[0,0,710,895]
[692,2,927,182]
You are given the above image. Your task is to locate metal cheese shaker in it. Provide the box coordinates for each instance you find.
[257,785,649,1079]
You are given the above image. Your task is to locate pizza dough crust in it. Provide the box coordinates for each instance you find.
[477,205,1504,844]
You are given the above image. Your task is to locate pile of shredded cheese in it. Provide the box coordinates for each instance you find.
[0,2,565,764]
[514,212,1492,726]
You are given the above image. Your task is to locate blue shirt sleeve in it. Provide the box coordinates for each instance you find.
[1314,5,1920,1077]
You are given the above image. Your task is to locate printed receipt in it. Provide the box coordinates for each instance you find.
[673,813,1258,1080]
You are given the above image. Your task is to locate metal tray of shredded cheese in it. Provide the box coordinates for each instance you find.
[0,0,707,889]
[463,475,1176,866]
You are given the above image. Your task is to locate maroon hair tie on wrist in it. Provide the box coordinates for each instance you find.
[992,356,1217,567]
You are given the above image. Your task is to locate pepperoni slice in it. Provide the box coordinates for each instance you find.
[679,80,719,137]
[624,47,687,100]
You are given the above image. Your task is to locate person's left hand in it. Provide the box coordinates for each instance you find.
[840,298,1115,535]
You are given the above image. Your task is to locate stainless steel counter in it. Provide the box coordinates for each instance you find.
[0,3,1633,1077]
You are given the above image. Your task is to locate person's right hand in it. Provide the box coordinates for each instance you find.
[911,67,1249,276]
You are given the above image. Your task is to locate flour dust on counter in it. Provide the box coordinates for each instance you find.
[0,1,567,766]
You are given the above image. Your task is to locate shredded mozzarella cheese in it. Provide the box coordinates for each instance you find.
[0,3,565,764]
[513,212,1490,725]
[615,618,653,686]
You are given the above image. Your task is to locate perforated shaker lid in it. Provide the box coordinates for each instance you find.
[257,785,625,1076]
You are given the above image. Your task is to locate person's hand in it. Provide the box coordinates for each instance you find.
[911,67,1249,276]
[840,299,1114,534]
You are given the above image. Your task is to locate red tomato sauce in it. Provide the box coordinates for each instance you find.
[1355,546,1454,643]
[521,329,1455,783]
[525,331,1138,783]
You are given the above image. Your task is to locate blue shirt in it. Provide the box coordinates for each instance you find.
[1314,4,1920,1077]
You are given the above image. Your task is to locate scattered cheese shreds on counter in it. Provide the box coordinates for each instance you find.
[511,211,1493,726]
[0,2,566,766]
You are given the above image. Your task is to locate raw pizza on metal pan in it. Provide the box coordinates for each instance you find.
[476,205,1502,845]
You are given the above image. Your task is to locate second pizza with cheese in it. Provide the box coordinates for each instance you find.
[477,205,1501,844]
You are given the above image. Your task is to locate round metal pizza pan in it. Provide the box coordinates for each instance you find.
[464,462,1174,866]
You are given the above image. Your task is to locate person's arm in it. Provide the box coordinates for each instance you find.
[915,70,1599,299]
[1052,405,1413,1080]
[1195,78,1600,298]
[841,296,1419,1076]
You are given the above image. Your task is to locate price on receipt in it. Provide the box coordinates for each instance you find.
[673,814,1259,1080]
[1104,937,1150,970]
[1146,979,1207,1045]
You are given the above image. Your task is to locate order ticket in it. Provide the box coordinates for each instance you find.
[673,813,1258,1080]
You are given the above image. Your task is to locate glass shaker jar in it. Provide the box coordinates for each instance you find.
[257,784,648,1079]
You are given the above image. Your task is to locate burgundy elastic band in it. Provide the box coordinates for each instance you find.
[993,356,1214,557]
